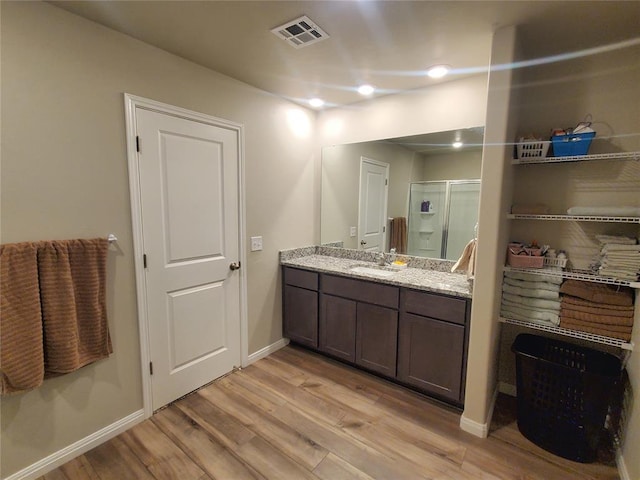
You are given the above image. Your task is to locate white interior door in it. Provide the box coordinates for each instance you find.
[358,157,389,252]
[136,108,241,410]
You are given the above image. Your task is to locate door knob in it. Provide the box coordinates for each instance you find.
[360,240,367,246]
[229,262,241,271]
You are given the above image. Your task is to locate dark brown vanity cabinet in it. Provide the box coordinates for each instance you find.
[282,265,470,405]
[320,274,399,377]
[282,267,319,348]
[398,289,469,404]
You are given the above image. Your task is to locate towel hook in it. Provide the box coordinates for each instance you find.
[107,234,118,243]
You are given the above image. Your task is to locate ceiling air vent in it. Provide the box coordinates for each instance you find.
[271,15,329,49]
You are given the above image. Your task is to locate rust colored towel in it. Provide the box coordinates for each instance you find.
[0,243,45,394]
[559,306,634,327]
[561,295,635,317]
[560,317,632,341]
[389,217,407,254]
[39,239,112,374]
[559,280,634,307]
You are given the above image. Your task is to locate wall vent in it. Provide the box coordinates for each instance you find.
[271,15,329,49]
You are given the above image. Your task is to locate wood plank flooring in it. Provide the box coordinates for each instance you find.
[39,345,620,480]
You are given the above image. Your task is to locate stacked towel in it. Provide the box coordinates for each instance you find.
[593,235,640,281]
[501,271,561,326]
[559,280,634,341]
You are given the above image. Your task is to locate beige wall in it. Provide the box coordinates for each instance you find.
[0,2,316,477]
[317,75,489,147]
[321,141,421,249]
[420,149,483,181]
[460,25,520,433]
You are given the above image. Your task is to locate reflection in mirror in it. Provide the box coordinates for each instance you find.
[321,127,484,260]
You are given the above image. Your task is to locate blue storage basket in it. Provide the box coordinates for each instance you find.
[551,131,595,157]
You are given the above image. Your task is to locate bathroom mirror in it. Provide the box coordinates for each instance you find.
[321,127,484,260]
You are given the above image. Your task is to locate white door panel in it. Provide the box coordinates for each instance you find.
[136,108,240,410]
[162,133,224,262]
[358,157,389,252]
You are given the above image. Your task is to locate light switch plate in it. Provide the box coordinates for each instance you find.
[250,236,263,251]
[350,226,357,237]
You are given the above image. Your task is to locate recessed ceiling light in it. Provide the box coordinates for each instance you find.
[427,65,450,79]
[308,98,325,108]
[357,84,375,96]
[452,141,463,149]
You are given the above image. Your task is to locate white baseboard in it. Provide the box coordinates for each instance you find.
[246,337,289,365]
[460,385,499,438]
[498,381,517,397]
[3,409,145,480]
[459,413,489,438]
[617,450,631,480]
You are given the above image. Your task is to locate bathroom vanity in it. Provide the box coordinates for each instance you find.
[281,247,472,406]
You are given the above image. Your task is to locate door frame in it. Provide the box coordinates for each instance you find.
[124,94,248,418]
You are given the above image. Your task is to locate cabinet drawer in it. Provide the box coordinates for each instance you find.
[322,274,399,309]
[401,289,467,325]
[284,267,318,290]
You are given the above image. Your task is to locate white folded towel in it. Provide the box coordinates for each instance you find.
[596,235,638,245]
[503,283,560,300]
[598,268,638,281]
[503,277,561,292]
[504,270,563,285]
[500,303,560,325]
[502,292,561,311]
[568,206,640,217]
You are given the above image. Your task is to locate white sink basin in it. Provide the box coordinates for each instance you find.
[349,266,396,278]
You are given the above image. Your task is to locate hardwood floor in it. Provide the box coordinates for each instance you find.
[40,345,620,480]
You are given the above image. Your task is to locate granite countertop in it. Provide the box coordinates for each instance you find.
[280,250,473,299]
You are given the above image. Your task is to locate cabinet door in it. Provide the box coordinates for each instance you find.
[398,312,464,403]
[283,284,318,348]
[355,303,398,378]
[319,293,356,362]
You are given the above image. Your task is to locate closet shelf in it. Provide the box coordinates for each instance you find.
[507,213,640,223]
[503,266,640,289]
[499,317,634,350]
[511,150,640,165]
[419,211,436,215]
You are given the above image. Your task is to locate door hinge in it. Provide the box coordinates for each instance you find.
[149,362,153,375]
[383,226,386,233]
[136,136,141,152]
[143,254,147,268]
[385,179,388,186]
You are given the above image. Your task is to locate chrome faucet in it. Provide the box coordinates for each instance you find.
[377,248,397,266]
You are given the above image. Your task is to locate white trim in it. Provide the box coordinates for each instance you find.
[459,413,489,438]
[498,381,517,397]
[617,450,631,480]
[3,410,144,480]
[123,94,247,417]
[459,385,499,438]
[247,338,290,365]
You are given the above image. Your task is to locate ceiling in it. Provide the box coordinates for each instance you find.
[50,1,640,109]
